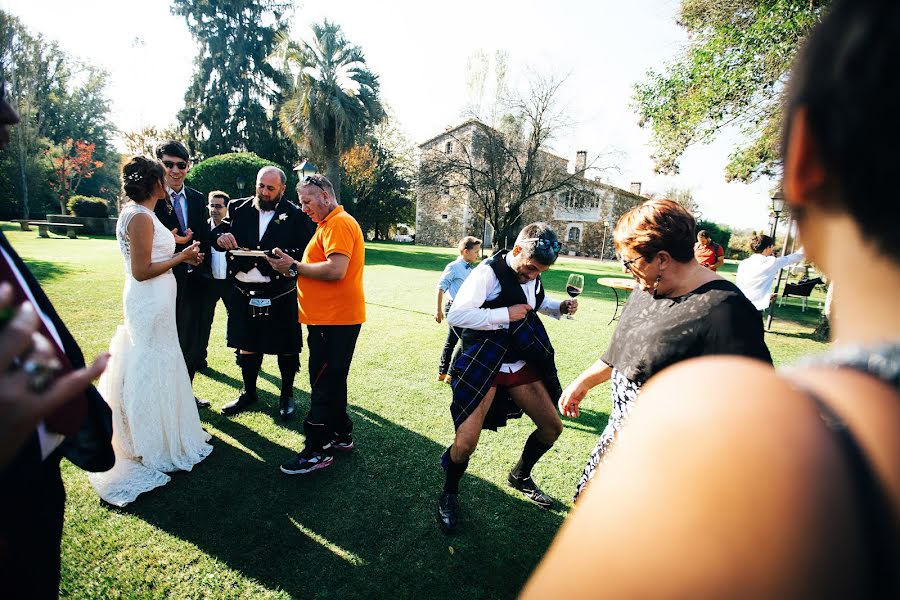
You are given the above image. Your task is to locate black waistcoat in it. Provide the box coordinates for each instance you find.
[480,250,546,310]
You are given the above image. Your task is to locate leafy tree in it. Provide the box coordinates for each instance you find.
[186,152,300,202]
[632,0,830,182]
[171,0,298,166]
[0,11,119,216]
[45,139,103,214]
[341,142,414,240]
[274,19,385,202]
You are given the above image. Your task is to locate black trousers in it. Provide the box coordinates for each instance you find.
[175,272,202,375]
[303,324,362,452]
[438,300,462,375]
[195,276,230,368]
[0,455,65,599]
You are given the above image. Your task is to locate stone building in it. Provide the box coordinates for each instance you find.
[416,119,645,257]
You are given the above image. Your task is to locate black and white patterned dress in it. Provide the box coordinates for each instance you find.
[574,279,772,501]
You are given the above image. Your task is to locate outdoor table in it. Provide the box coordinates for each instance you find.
[596,277,636,325]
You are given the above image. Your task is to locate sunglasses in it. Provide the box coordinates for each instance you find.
[162,160,188,170]
[303,175,326,192]
[520,237,562,254]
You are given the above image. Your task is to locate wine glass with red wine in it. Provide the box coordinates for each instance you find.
[565,273,584,319]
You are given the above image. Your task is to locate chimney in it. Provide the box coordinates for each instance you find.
[630,181,642,195]
[575,150,587,174]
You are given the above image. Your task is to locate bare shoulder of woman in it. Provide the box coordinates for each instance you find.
[522,356,870,599]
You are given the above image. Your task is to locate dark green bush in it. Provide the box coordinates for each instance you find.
[66,195,110,217]
[186,152,301,202]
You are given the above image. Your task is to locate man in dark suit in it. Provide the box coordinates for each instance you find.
[195,190,231,373]
[0,82,114,598]
[153,140,211,408]
[214,166,315,420]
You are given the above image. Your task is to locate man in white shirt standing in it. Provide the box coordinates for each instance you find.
[437,223,578,534]
[736,234,805,313]
[195,191,231,373]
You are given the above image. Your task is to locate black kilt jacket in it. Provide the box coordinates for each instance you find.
[212,196,315,353]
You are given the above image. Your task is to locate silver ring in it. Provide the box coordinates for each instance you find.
[21,359,59,393]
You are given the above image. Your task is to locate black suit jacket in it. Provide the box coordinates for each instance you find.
[212,196,315,289]
[154,185,210,280]
[0,231,115,476]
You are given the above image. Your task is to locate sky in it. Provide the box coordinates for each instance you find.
[4,0,779,230]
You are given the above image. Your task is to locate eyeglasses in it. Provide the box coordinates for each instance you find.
[303,175,326,192]
[620,254,647,275]
[162,160,188,170]
[520,237,562,254]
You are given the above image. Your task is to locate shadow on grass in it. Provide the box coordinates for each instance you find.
[125,405,564,599]
[365,246,455,273]
[561,408,608,437]
[21,258,76,285]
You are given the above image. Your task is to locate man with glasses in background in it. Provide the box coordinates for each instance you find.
[435,223,578,534]
[154,140,211,408]
[194,191,231,374]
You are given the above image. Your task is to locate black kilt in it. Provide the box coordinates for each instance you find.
[227,281,302,354]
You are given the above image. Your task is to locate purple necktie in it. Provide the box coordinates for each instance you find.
[172,192,187,233]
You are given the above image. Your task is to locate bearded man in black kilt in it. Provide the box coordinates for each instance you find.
[213,166,315,420]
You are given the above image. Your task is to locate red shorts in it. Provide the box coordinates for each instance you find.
[493,363,541,389]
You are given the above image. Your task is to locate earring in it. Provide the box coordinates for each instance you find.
[652,273,661,298]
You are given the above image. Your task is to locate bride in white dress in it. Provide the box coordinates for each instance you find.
[89,156,212,506]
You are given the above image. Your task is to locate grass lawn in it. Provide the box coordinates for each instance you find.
[2,222,830,599]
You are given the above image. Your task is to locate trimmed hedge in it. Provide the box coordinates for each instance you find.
[66,195,110,218]
[186,152,301,202]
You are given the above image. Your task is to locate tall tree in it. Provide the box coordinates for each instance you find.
[341,141,414,240]
[421,71,608,249]
[632,0,830,182]
[274,19,385,202]
[171,0,297,166]
[0,11,118,217]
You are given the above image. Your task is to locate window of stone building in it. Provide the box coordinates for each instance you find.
[445,141,453,154]
[568,226,581,242]
[441,213,449,220]
[441,180,450,195]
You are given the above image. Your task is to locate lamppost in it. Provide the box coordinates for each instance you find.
[769,187,786,239]
[766,187,788,331]
[600,219,611,261]
[235,175,245,197]
[294,159,318,179]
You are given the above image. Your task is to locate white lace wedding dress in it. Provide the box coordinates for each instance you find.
[88,203,212,507]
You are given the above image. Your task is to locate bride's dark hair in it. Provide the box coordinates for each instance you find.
[123,156,165,202]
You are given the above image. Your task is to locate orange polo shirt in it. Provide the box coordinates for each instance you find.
[297,205,366,325]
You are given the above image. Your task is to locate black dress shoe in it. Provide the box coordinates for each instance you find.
[507,472,554,509]
[437,492,460,534]
[195,396,211,409]
[279,396,296,420]
[221,393,258,416]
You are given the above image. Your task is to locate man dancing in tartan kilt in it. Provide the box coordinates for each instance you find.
[438,223,578,534]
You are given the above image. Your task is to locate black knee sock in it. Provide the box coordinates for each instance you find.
[238,353,264,398]
[442,446,469,494]
[511,431,553,479]
[277,353,300,398]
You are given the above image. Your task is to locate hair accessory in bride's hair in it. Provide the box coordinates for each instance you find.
[125,171,142,182]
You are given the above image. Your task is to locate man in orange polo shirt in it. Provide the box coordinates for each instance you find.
[268,174,365,474]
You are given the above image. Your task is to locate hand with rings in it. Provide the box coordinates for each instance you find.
[0,282,109,469]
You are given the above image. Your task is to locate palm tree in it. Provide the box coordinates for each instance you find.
[274,20,384,202]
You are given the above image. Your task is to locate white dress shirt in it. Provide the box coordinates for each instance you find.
[208,218,227,280]
[235,209,276,283]
[736,250,805,310]
[447,252,562,372]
